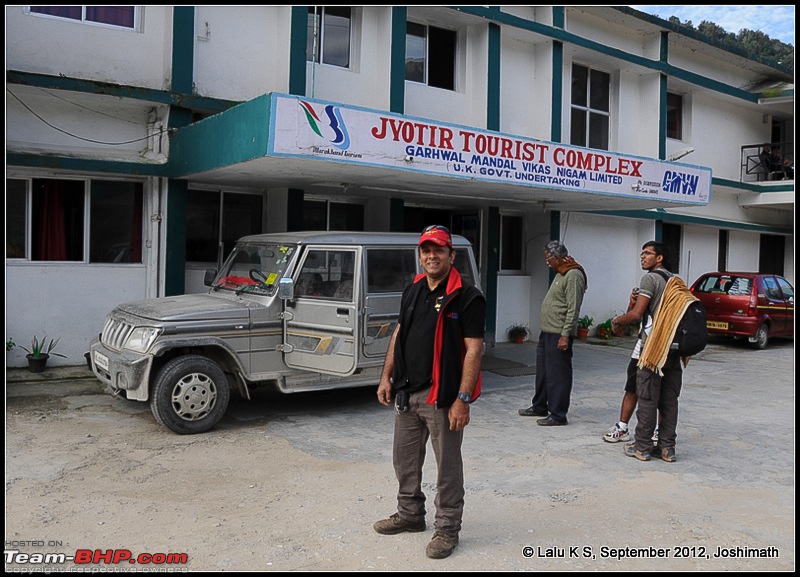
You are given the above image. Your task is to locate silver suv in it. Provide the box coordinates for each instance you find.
[89,232,480,434]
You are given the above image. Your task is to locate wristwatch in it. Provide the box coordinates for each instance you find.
[457,391,472,404]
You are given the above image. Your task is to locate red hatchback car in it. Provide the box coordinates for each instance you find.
[690,272,794,349]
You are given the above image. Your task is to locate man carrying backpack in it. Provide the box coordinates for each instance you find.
[610,241,685,463]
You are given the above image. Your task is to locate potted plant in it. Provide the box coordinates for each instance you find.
[577,316,593,341]
[596,319,614,341]
[507,324,530,344]
[19,335,67,373]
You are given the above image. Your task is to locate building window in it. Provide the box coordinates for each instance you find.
[570,64,610,150]
[90,181,143,263]
[667,92,683,140]
[405,22,456,90]
[186,190,263,263]
[661,223,682,274]
[27,6,137,30]
[307,6,351,68]
[6,177,143,262]
[717,229,728,272]
[303,199,365,231]
[500,215,523,271]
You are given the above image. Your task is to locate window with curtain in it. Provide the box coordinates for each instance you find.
[570,64,610,150]
[186,190,263,263]
[405,22,456,90]
[6,177,143,262]
[307,6,352,67]
[28,6,137,29]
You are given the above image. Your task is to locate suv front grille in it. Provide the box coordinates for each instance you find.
[101,316,135,351]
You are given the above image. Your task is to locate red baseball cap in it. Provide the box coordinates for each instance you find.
[419,225,452,247]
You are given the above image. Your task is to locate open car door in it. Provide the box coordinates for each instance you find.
[282,246,360,376]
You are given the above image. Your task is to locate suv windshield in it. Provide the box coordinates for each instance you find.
[211,242,296,296]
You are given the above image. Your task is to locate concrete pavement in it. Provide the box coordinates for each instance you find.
[5,335,795,570]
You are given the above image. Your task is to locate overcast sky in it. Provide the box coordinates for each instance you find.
[630,5,795,46]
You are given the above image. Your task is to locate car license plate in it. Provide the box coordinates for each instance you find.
[707,321,728,330]
[94,351,109,371]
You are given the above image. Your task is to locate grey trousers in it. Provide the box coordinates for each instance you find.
[392,386,464,536]
[634,352,683,452]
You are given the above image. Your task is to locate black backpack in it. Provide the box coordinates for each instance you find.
[653,270,708,356]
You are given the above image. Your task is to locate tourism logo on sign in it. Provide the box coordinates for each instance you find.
[298,100,351,151]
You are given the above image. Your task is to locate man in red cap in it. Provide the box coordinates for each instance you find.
[374,225,486,559]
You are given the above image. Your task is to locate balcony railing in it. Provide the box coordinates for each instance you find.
[741,141,794,182]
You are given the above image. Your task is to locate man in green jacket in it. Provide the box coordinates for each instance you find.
[519,240,587,425]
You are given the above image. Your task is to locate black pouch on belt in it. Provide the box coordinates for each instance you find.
[395,390,409,413]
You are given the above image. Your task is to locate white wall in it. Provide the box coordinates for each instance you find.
[681,225,719,286]
[496,276,532,342]
[6,264,148,368]
[5,6,172,90]
[193,6,289,101]
[727,230,761,272]
[557,213,655,329]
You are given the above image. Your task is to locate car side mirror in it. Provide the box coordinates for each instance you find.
[278,277,294,300]
[204,269,217,287]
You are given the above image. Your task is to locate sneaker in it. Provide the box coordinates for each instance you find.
[603,424,630,443]
[659,447,676,463]
[426,531,459,559]
[373,513,426,535]
[518,406,548,417]
[623,443,651,461]
[652,429,659,447]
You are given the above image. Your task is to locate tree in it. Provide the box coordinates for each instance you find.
[667,16,793,71]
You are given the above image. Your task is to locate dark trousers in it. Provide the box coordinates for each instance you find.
[531,332,573,421]
[633,352,683,452]
[392,386,464,536]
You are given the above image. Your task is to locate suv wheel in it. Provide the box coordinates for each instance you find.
[150,355,230,434]
[750,324,769,350]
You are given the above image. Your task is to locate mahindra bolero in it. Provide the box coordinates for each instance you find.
[89,232,480,434]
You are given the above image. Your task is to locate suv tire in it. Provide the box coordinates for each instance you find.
[150,355,230,434]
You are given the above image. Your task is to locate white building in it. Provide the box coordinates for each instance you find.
[5,6,794,366]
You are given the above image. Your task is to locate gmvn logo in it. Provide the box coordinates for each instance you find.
[662,171,699,195]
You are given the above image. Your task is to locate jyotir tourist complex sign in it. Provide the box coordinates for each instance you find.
[270,93,711,206]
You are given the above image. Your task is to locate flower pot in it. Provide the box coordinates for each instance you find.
[26,353,49,373]
[577,327,589,341]
[513,336,526,344]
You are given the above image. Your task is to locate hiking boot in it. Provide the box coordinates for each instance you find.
[537,415,567,426]
[603,424,630,443]
[652,428,659,447]
[425,531,459,559]
[659,447,676,463]
[623,443,651,461]
[373,513,426,535]
[518,406,548,417]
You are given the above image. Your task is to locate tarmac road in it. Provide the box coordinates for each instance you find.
[5,335,795,571]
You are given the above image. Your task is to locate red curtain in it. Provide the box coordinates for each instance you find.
[37,180,67,260]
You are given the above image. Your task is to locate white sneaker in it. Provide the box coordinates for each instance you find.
[603,424,630,443]
[652,429,659,447]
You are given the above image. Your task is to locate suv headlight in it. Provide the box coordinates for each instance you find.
[125,327,162,353]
